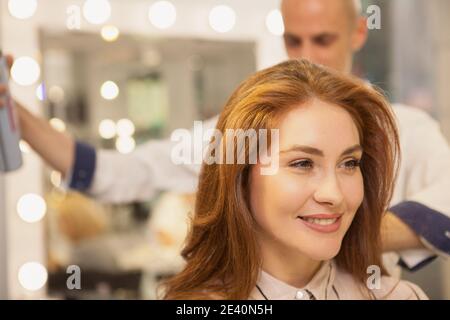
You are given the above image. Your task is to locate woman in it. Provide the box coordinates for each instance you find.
[162,59,427,300]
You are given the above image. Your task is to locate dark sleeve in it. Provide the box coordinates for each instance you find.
[390,201,450,270]
[68,141,97,192]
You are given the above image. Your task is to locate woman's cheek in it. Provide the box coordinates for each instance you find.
[251,169,310,224]
[271,171,311,210]
[343,172,364,213]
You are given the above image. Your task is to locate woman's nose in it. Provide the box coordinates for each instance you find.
[313,173,344,208]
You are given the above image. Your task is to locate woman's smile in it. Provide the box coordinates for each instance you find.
[296,213,343,233]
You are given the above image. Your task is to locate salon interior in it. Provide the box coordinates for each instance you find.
[0,0,449,300]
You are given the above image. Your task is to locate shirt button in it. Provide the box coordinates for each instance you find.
[295,290,306,300]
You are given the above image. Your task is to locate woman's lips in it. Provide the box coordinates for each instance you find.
[296,214,343,233]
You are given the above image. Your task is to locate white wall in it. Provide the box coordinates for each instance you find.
[0,175,8,299]
[1,0,46,299]
[0,1,7,300]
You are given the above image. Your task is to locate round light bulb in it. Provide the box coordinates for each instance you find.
[83,0,111,25]
[17,193,47,223]
[48,86,65,104]
[266,9,284,36]
[8,0,37,20]
[209,5,236,33]
[49,118,66,132]
[18,262,48,291]
[115,136,136,154]
[116,119,135,137]
[50,171,62,188]
[100,81,119,100]
[148,1,177,29]
[99,119,116,139]
[19,140,31,154]
[11,57,40,86]
[101,25,120,42]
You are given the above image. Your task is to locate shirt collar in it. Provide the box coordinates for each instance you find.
[253,260,336,300]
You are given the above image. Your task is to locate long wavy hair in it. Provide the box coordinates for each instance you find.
[162,59,400,299]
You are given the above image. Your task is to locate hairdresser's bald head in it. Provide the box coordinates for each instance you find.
[344,0,363,24]
[281,0,367,73]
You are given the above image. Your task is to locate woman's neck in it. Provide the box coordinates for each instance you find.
[258,234,322,288]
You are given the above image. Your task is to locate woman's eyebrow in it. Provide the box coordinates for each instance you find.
[341,145,363,156]
[280,144,362,157]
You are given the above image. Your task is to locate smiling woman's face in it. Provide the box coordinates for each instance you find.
[249,98,364,261]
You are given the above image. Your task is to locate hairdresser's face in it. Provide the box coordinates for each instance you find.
[250,99,364,261]
[281,0,367,73]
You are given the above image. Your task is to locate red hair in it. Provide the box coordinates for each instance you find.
[163,59,400,299]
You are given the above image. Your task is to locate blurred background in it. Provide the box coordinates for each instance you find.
[0,0,449,299]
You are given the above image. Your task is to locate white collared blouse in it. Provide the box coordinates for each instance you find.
[248,260,428,300]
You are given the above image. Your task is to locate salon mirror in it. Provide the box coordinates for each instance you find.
[39,29,256,299]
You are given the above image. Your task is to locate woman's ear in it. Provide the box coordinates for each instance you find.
[351,17,368,52]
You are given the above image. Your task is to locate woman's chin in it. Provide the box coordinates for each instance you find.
[297,242,342,261]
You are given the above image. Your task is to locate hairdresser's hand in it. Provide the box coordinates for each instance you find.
[381,212,424,252]
[0,54,75,178]
[0,55,27,126]
[0,55,21,112]
[0,55,14,95]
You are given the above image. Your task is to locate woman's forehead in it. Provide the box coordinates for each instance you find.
[277,100,360,155]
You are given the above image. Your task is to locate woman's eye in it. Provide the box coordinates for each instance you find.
[342,159,361,171]
[290,159,314,170]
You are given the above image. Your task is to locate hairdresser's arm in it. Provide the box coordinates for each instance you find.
[381,212,424,252]
[1,95,208,203]
[0,55,75,178]
[382,106,450,271]
[0,91,212,203]
[0,55,214,204]
[0,95,75,178]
